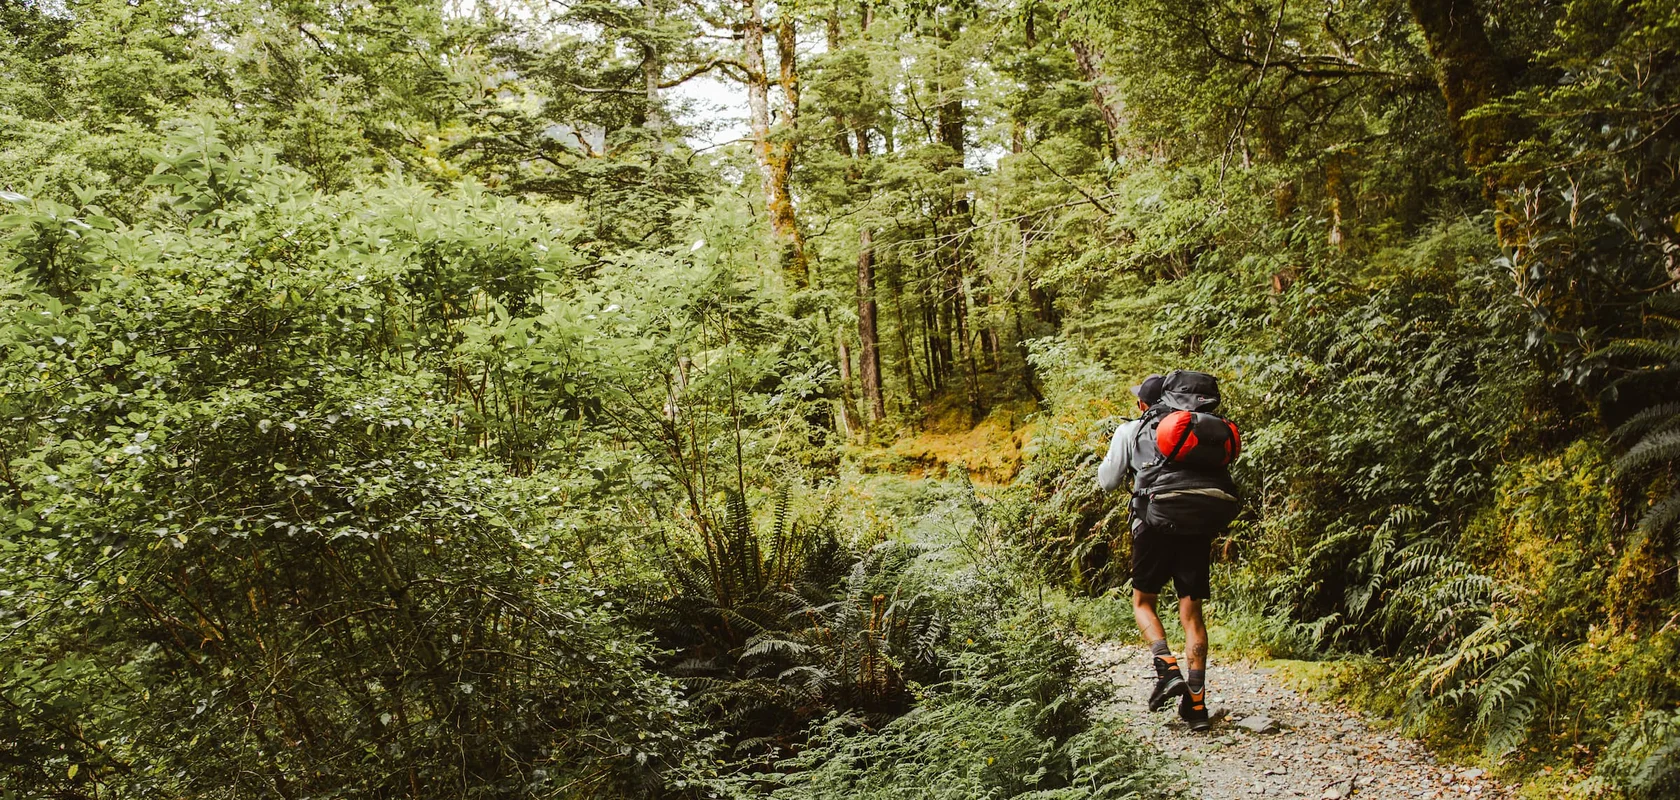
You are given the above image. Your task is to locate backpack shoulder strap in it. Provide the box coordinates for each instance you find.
[1132,406,1167,465]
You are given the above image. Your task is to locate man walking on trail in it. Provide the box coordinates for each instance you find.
[1097,371,1243,733]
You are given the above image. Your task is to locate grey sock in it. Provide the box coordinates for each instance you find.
[1149,639,1172,658]
[1187,669,1205,692]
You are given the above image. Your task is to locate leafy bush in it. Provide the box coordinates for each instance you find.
[637,490,945,757]
[996,432,1130,596]
[1602,293,1680,568]
[1200,220,1543,653]
[1597,708,1680,799]
[0,126,711,798]
[755,607,1174,800]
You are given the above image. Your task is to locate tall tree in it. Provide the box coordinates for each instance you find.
[1405,0,1515,177]
[931,8,984,422]
[743,0,810,287]
[857,224,887,423]
[846,5,887,424]
[1062,24,1125,159]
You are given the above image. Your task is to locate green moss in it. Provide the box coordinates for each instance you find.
[1460,439,1617,642]
[1266,656,1411,725]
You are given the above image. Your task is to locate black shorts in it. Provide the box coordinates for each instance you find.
[1130,525,1213,599]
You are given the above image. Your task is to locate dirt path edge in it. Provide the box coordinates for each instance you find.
[1082,640,1524,800]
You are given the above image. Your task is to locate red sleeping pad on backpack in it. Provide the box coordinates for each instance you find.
[1154,410,1241,469]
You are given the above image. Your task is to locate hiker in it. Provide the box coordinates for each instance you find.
[1097,370,1242,732]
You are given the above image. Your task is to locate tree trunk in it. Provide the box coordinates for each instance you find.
[744,0,809,287]
[1406,0,1537,309]
[949,252,982,423]
[828,12,885,425]
[1405,0,1514,177]
[1326,151,1351,248]
[1014,308,1044,403]
[835,327,860,434]
[856,228,886,422]
[890,265,920,406]
[1064,31,1124,159]
[640,0,665,134]
[853,121,885,424]
[773,8,809,285]
[923,274,945,391]
[827,4,853,156]
[936,61,983,423]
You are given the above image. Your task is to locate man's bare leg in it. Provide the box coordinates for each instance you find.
[1135,589,1187,710]
[1132,589,1166,643]
[1178,596,1207,673]
[1178,597,1210,727]
[1176,598,1216,729]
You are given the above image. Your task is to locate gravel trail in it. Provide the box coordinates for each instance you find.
[1083,641,1524,800]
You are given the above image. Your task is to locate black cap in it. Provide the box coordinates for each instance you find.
[1129,374,1165,405]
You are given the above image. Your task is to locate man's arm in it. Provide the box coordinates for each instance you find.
[1096,419,1139,492]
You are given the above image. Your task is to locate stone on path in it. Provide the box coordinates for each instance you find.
[1236,714,1280,734]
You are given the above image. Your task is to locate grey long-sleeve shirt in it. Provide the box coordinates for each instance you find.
[1097,418,1149,492]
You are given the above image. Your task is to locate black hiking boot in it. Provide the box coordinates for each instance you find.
[1179,685,1210,731]
[1147,656,1187,712]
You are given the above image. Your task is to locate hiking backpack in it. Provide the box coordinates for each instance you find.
[1131,370,1242,536]
[1154,410,1241,470]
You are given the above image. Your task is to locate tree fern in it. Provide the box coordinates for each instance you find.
[636,485,864,754]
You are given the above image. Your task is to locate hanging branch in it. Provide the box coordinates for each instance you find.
[1219,0,1290,187]
[1026,147,1112,215]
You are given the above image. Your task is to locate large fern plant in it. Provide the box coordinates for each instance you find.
[636,487,946,756]
[1604,293,1680,547]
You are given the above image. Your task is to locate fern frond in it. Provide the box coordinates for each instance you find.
[1617,429,1680,475]
[1485,694,1541,756]
[1474,642,1549,756]
[1635,493,1680,541]
[1425,616,1507,693]
[1648,293,1680,314]
[1612,403,1680,443]
[742,636,813,660]
[1588,338,1680,363]
[776,664,833,693]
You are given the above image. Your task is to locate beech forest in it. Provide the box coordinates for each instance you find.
[2,0,1678,797]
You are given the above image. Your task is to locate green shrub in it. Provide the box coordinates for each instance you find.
[0,128,709,797]
[997,433,1131,596]
[756,607,1176,800]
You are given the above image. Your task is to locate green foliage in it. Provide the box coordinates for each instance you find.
[1596,708,1680,799]
[637,490,945,757]
[1495,0,1680,377]
[1603,294,1680,559]
[999,0,1680,784]
[996,430,1129,595]
[0,126,708,796]
[756,606,1176,800]
[9,0,1680,794]
[0,0,1198,796]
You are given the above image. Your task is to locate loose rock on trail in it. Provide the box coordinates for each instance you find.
[1083,641,1524,800]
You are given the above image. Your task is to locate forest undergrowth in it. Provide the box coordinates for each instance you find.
[1007,219,1680,796]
